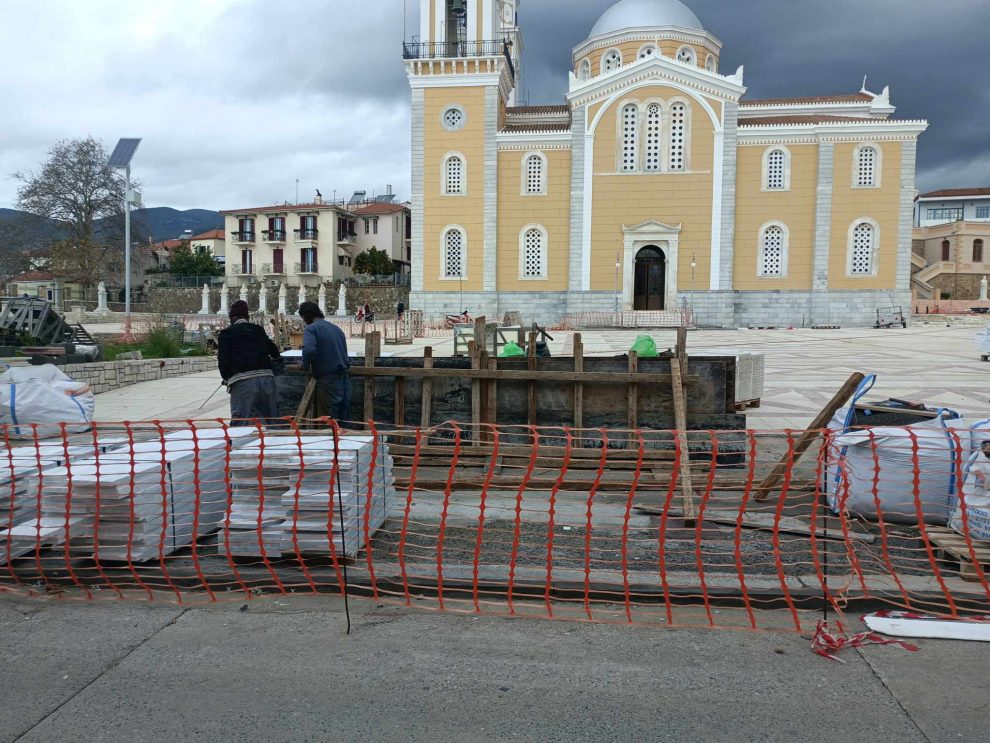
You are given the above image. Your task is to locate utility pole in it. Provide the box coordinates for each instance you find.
[108,138,142,316]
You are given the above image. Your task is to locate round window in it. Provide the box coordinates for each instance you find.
[442,107,465,131]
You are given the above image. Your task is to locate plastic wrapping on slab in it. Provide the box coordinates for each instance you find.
[950,450,990,541]
[0,365,94,439]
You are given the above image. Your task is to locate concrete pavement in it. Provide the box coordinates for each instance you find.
[4,594,984,742]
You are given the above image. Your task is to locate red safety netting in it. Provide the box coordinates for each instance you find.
[2,419,989,633]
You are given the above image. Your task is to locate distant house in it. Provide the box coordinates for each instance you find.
[912,188,990,300]
[190,229,226,266]
[6,270,85,308]
[352,202,412,277]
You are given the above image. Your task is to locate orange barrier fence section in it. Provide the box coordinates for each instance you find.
[2,420,988,632]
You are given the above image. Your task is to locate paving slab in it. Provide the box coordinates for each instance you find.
[5,596,927,743]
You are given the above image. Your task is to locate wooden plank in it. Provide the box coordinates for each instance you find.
[386,442,680,461]
[527,331,537,426]
[627,351,638,430]
[421,347,433,428]
[394,376,405,426]
[671,359,697,526]
[487,356,498,426]
[632,506,875,544]
[295,376,317,422]
[675,326,687,368]
[349,366,697,385]
[855,403,942,419]
[363,331,381,424]
[573,333,584,442]
[474,315,487,356]
[754,371,866,501]
[470,340,481,447]
[393,476,818,492]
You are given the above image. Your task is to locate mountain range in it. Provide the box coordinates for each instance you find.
[0,207,223,245]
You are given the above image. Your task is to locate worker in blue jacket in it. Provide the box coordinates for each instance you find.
[297,301,351,423]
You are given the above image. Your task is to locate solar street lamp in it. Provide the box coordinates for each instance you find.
[108,138,142,315]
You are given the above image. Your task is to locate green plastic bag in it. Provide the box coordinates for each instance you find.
[499,341,526,358]
[630,335,659,358]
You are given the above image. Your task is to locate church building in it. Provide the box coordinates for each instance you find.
[403,0,927,326]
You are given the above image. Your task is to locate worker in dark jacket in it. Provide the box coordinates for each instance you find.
[297,301,351,423]
[217,300,282,426]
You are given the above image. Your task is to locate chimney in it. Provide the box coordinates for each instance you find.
[387,184,393,196]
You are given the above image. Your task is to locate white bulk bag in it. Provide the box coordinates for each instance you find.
[949,450,990,541]
[829,417,969,525]
[0,365,95,439]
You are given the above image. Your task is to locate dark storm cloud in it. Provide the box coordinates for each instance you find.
[0,0,986,211]
[517,0,990,190]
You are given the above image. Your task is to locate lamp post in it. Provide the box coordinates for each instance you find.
[108,138,142,315]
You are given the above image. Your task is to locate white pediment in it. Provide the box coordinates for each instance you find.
[623,219,682,235]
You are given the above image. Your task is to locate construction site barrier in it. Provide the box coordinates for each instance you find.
[2,419,989,635]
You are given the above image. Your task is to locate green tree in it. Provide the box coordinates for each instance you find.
[168,245,224,276]
[353,248,394,276]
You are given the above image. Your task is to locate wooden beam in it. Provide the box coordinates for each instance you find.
[394,376,405,426]
[349,366,698,385]
[421,347,433,428]
[363,331,381,424]
[295,375,317,422]
[627,351,638,430]
[754,371,866,501]
[527,331,537,426]
[671,358,697,526]
[487,356,498,427]
[573,333,584,436]
[470,339,481,447]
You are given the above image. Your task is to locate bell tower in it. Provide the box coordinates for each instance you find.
[404,1,523,315]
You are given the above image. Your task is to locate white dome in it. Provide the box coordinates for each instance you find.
[589,0,704,37]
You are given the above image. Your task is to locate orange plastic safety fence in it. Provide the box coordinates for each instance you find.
[1,419,989,633]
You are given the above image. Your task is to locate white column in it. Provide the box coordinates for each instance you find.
[198,284,211,315]
[318,284,327,314]
[239,284,248,303]
[981,277,988,302]
[277,283,287,315]
[336,284,348,316]
[219,282,229,315]
[297,284,307,308]
[96,281,109,314]
[258,283,268,313]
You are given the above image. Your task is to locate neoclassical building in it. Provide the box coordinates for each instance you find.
[403,0,927,325]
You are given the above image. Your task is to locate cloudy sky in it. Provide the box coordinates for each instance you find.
[1,0,987,212]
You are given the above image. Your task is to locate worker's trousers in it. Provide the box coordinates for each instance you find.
[229,375,280,427]
[314,373,352,425]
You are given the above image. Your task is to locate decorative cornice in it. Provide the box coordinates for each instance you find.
[737,119,928,145]
[496,131,573,150]
[568,56,745,109]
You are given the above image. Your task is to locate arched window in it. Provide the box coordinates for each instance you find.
[705,55,716,72]
[758,223,788,277]
[676,46,696,65]
[668,102,688,171]
[601,49,622,74]
[764,148,789,191]
[849,221,878,276]
[442,227,466,278]
[443,154,464,195]
[620,103,640,172]
[644,103,662,172]
[941,239,951,262]
[638,44,659,60]
[975,239,985,263]
[855,144,879,187]
[520,226,547,279]
[579,59,591,81]
[523,152,546,195]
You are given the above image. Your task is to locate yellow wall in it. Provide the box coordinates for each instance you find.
[828,141,902,290]
[422,86,489,292]
[733,144,819,290]
[496,148,572,290]
[589,85,716,291]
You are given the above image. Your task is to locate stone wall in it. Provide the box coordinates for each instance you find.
[61,358,217,395]
[928,273,989,300]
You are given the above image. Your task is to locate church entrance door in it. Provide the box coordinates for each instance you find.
[633,246,666,310]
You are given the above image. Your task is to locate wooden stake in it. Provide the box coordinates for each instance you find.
[421,346,433,429]
[470,339,481,446]
[363,331,380,425]
[573,333,584,435]
[627,351,638,430]
[295,375,317,423]
[394,376,405,426]
[754,371,866,501]
[671,358,697,526]
[527,330,537,426]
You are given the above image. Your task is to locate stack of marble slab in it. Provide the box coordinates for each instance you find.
[221,434,394,559]
[34,428,255,562]
[0,439,125,564]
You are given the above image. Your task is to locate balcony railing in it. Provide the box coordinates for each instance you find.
[231,231,256,243]
[295,261,319,274]
[294,228,319,241]
[261,263,286,275]
[337,231,357,243]
[262,230,286,242]
[236,264,255,276]
[402,39,515,79]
